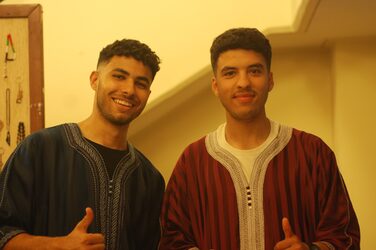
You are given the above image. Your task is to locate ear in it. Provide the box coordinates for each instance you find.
[90,71,99,90]
[211,76,219,96]
[268,72,274,92]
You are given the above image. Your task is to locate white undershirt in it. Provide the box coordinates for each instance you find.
[217,120,279,182]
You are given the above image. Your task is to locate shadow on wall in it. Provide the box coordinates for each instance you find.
[129,69,224,180]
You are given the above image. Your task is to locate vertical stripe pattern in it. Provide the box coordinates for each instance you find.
[160,126,360,250]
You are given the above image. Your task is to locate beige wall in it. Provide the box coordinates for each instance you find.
[131,37,375,248]
[268,47,334,148]
[130,81,223,179]
[332,37,376,250]
[3,0,298,128]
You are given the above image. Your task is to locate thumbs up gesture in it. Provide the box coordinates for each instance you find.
[60,207,105,249]
[273,217,310,250]
[3,207,105,250]
[73,207,97,234]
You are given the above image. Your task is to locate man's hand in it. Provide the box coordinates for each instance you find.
[57,207,105,249]
[274,217,309,250]
[4,207,105,250]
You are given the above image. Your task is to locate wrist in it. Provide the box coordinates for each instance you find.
[4,233,55,250]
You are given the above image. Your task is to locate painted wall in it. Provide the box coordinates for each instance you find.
[131,83,222,179]
[268,47,334,148]
[3,0,299,127]
[332,37,376,250]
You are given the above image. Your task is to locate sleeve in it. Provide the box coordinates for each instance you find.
[314,141,360,250]
[159,151,198,250]
[0,137,39,249]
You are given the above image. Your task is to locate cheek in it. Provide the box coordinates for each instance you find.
[216,89,230,103]
[96,82,106,95]
[138,90,151,102]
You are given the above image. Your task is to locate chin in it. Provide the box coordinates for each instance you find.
[232,112,259,122]
[104,115,133,126]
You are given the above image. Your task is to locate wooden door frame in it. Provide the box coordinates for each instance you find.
[0,4,44,132]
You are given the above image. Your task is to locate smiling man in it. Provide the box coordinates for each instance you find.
[0,39,165,250]
[160,28,360,250]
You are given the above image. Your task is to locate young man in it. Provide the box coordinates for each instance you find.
[0,39,165,249]
[160,28,360,250]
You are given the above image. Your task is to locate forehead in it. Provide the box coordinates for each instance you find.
[217,49,267,68]
[99,56,152,79]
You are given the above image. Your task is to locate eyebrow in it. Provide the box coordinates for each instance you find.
[113,68,151,85]
[220,63,265,73]
[249,63,264,69]
[220,66,236,74]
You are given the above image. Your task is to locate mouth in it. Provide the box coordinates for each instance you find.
[113,98,134,107]
[233,91,256,102]
[233,92,255,98]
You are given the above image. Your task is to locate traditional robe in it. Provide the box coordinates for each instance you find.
[0,123,165,250]
[160,124,360,250]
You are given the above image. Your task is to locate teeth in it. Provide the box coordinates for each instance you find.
[114,98,133,107]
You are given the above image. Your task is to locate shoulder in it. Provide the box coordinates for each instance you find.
[133,148,165,185]
[288,128,335,158]
[169,136,209,175]
[279,128,342,178]
[12,124,67,154]
[181,136,207,156]
[169,136,208,168]
[291,128,330,147]
[23,124,68,143]
[1,124,68,175]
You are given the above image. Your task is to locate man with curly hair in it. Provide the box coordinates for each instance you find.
[0,39,165,249]
[160,28,360,250]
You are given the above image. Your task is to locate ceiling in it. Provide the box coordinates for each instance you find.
[267,0,376,49]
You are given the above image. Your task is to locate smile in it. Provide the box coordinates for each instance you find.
[113,98,134,107]
[233,91,256,98]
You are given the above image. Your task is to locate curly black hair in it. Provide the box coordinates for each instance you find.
[210,28,271,72]
[97,39,161,80]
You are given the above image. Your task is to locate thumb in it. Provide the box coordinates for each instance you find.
[75,207,94,232]
[282,217,294,239]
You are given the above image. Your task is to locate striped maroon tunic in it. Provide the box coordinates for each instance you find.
[160,125,360,250]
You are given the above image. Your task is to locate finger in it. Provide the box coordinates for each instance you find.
[83,242,105,250]
[84,233,105,245]
[75,207,94,232]
[282,217,293,239]
[274,240,287,250]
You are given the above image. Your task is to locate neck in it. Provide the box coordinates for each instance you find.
[78,114,129,150]
[225,116,271,150]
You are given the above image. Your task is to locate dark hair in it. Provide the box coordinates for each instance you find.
[210,28,272,71]
[97,39,161,80]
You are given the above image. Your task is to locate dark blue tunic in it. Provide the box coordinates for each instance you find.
[0,123,165,250]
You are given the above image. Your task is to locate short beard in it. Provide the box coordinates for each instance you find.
[96,99,138,126]
[102,112,133,126]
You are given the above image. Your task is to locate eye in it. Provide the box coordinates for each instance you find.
[223,70,236,78]
[249,68,262,76]
[135,80,149,90]
[113,74,125,80]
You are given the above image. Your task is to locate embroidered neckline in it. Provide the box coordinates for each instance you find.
[205,123,292,250]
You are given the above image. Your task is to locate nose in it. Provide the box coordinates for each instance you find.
[121,78,136,96]
[236,71,251,89]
